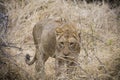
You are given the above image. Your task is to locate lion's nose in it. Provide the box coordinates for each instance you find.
[63,52,69,56]
[64,53,68,56]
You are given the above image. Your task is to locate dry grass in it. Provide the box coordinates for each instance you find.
[2,0,120,80]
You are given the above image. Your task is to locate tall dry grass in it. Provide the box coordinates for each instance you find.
[3,0,120,80]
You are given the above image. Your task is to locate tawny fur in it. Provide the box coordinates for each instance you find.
[25,20,81,80]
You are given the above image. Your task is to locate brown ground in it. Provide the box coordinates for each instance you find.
[0,0,120,80]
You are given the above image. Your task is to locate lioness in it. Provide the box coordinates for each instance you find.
[25,20,81,80]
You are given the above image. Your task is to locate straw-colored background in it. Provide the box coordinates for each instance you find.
[2,0,120,80]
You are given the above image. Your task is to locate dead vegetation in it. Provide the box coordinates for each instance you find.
[0,7,33,80]
[0,0,120,80]
[0,49,34,80]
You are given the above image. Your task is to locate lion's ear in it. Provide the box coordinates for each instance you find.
[55,27,63,36]
[78,31,81,41]
[77,29,81,41]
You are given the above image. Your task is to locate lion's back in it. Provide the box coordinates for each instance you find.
[33,20,60,57]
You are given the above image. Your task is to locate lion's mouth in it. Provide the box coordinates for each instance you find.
[57,56,75,61]
[63,56,72,59]
[64,56,74,58]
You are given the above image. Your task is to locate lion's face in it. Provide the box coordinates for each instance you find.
[55,23,81,61]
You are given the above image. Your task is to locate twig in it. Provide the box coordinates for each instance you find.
[90,24,108,73]
[0,43,23,51]
[56,56,90,76]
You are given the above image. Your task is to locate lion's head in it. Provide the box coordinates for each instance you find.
[55,23,81,62]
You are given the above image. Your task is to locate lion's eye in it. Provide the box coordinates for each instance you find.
[58,42,64,49]
[69,42,75,47]
[60,42,64,45]
[69,42,79,51]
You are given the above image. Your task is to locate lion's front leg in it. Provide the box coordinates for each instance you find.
[35,60,45,80]
[55,59,78,80]
[35,50,46,80]
[55,59,68,80]
[67,61,77,78]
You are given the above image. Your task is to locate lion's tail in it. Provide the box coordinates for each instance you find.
[25,22,44,65]
[25,53,36,65]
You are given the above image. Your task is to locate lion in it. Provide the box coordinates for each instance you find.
[25,20,81,80]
